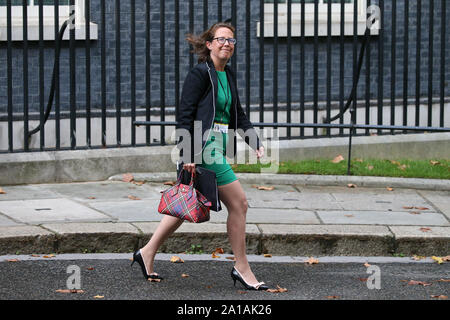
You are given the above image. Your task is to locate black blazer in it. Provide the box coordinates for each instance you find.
[176,60,263,163]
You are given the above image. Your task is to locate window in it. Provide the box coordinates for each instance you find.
[0,0,98,41]
[257,0,379,37]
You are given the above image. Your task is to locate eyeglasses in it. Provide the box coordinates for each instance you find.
[212,37,237,45]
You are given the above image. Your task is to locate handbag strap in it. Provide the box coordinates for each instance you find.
[188,170,195,188]
[176,168,196,188]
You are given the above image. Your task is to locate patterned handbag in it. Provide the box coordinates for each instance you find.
[158,169,212,223]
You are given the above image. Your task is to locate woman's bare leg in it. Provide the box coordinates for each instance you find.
[219,179,259,285]
[140,215,183,274]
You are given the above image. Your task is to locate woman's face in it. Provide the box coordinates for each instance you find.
[206,27,235,63]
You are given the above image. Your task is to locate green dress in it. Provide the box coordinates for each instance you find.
[197,70,237,186]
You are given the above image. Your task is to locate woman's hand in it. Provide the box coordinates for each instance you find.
[183,163,196,175]
[255,146,265,159]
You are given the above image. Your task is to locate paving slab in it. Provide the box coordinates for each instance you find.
[317,210,450,226]
[0,214,21,227]
[0,185,60,201]
[389,226,450,256]
[242,184,300,201]
[418,190,450,221]
[258,224,394,256]
[0,174,449,257]
[389,225,450,239]
[0,225,56,254]
[40,181,164,201]
[246,208,320,224]
[41,222,140,253]
[88,199,162,222]
[249,193,342,210]
[0,198,112,225]
[331,190,434,212]
[208,207,320,224]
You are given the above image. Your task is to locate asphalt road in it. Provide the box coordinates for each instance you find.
[0,255,449,302]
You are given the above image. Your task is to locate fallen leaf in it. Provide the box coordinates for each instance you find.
[354,158,364,163]
[437,279,450,282]
[87,196,96,199]
[266,285,288,293]
[86,267,95,271]
[431,256,444,264]
[412,255,426,261]
[122,173,134,183]
[367,165,374,171]
[226,256,236,261]
[56,289,84,294]
[390,160,401,166]
[358,278,368,282]
[305,257,319,265]
[409,211,421,215]
[148,278,161,282]
[347,184,357,188]
[430,160,441,166]
[93,295,104,299]
[442,256,450,262]
[407,280,432,287]
[7,259,19,262]
[263,254,272,258]
[213,248,224,254]
[344,214,354,218]
[276,286,288,293]
[170,256,184,263]
[326,296,340,299]
[43,254,55,258]
[257,186,275,191]
[30,254,40,257]
[403,206,414,209]
[419,227,432,233]
[128,195,141,200]
[415,207,429,210]
[0,187,6,194]
[132,181,145,186]
[386,187,394,191]
[181,273,189,278]
[430,295,448,300]
[331,155,345,163]
[163,181,176,186]
[211,252,220,259]
[237,290,247,294]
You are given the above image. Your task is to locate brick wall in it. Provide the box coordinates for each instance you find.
[0,0,449,116]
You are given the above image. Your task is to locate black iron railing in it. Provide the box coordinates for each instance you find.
[1,0,449,156]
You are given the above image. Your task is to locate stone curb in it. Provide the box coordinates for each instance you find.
[1,223,448,257]
[108,172,450,191]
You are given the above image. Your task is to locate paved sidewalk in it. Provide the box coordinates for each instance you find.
[0,173,449,256]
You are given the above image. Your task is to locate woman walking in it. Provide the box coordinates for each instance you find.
[132,22,267,291]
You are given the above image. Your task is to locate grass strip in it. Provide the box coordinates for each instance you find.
[231,158,450,180]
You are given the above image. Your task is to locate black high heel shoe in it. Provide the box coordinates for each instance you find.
[231,267,269,291]
[131,249,164,280]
